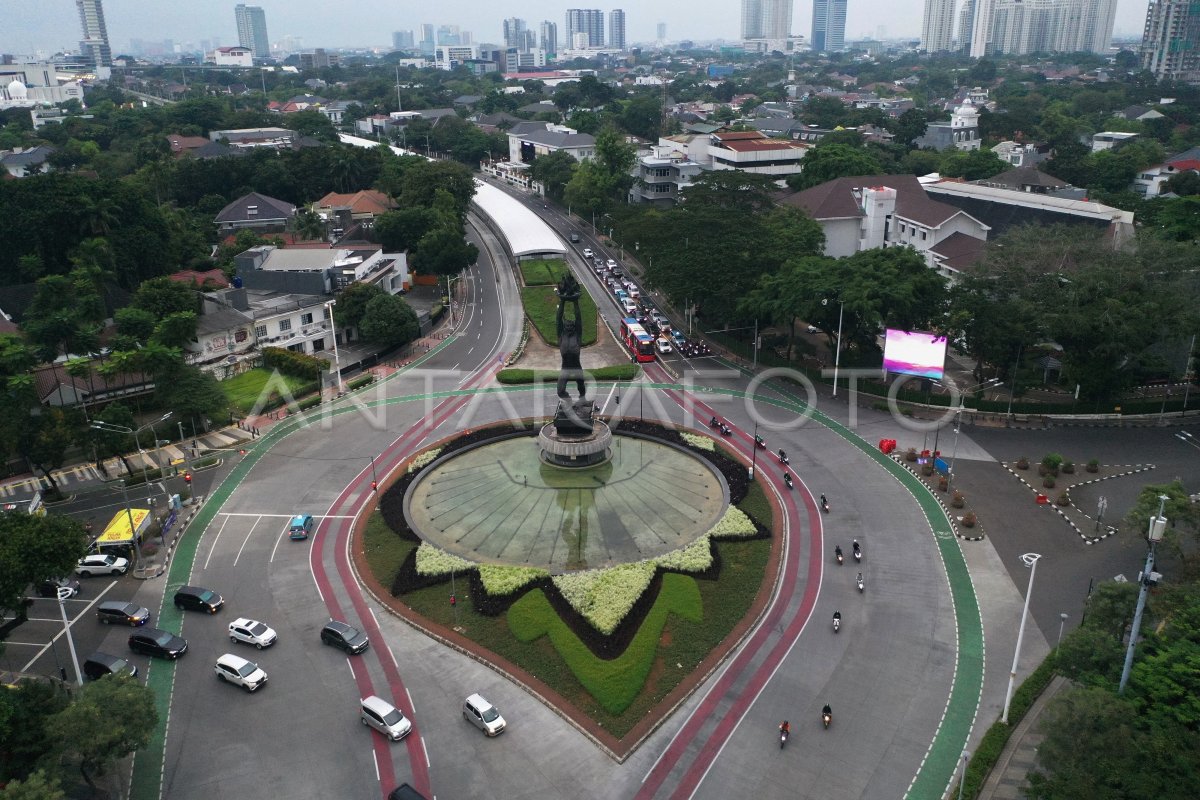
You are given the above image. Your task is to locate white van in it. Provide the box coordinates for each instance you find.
[361,695,412,741]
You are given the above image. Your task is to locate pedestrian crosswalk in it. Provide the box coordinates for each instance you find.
[0,464,101,497]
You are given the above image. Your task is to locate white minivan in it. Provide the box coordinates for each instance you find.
[361,695,412,741]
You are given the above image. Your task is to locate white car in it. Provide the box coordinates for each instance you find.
[76,554,130,577]
[214,653,268,692]
[606,259,618,269]
[361,695,412,741]
[228,618,278,649]
[656,337,673,355]
[582,248,594,258]
[462,693,506,736]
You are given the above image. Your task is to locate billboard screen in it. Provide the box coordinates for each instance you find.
[883,329,947,380]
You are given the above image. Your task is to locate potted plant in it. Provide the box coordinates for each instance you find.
[962,511,977,528]
[1086,458,1100,473]
[952,490,965,509]
[1016,456,1029,470]
[1056,490,1071,507]
[1062,459,1075,474]
[905,447,918,462]
[1043,476,1056,489]
[1041,453,1063,476]
[938,476,949,492]
[1037,463,1048,477]
[921,463,934,477]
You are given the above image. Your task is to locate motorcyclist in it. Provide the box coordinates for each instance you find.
[710,416,719,427]
[780,720,790,734]
[820,493,828,507]
[778,449,787,462]
[833,610,841,622]
[822,704,832,718]
[853,539,860,554]
[835,545,843,560]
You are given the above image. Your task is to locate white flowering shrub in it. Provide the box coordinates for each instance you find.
[407,447,443,474]
[680,432,715,451]
[708,506,757,539]
[552,561,657,635]
[479,565,548,596]
[655,536,713,573]
[414,542,474,576]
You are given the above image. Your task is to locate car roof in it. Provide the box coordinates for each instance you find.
[290,514,311,523]
[465,692,492,709]
[99,600,140,611]
[325,620,354,633]
[86,651,123,666]
[231,617,257,627]
[361,694,397,713]
[217,653,251,668]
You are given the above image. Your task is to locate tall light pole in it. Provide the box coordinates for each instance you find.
[324,300,345,395]
[749,420,759,481]
[1006,343,1024,422]
[1002,552,1042,724]
[1055,612,1068,657]
[56,587,83,686]
[92,412,173,498]
[956,750,971,800]
[1119,495,1168,694]
[823,297,845,397]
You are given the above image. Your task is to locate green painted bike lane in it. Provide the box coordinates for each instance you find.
[131,371,981,800]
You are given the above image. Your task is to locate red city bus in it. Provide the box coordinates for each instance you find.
[620,317,656,362]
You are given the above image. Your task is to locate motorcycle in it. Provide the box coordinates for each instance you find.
[835,546,844,565]
[709,417,721,429]
[822,709,832,729]
[853,540,861,562]
[857,572,864,593]
[754,435,766,450]
[820,494,830,514]
[783,473,793,490]
[777,449,789,466]
[779,724,790,748]
[832,611,841,633]
[719,424,732,436]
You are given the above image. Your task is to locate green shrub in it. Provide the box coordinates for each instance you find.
[191,456,219,469]
[709,506,757,539]
[739,480,772,529]
[414,542,475,576]
[507,573,702,714]
[655,535,714,573]
[1041,453,1064,475]
[346,374,374,391]
[295,395,322,411]
[123,468,164,487]
[262,347,327,380]
[478,565,548,596]
[552,562,657,634]
[496,364,640,384]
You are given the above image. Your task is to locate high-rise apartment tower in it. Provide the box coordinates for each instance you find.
[812,0,848,52]
[76,0,112,67]
[1142,0,1200,82]
[609,10,626,51]
[540,21,559,56]
[566,9,605,48]
[921,0,957,52]
[234,4,270,59]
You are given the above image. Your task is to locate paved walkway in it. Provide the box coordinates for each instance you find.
[976,675,1071,800]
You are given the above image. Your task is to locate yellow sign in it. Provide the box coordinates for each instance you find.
[97,508,150,544]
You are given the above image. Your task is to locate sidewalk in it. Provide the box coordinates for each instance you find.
[976,675,1071,800]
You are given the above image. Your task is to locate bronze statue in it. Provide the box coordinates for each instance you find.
[553,274,593,435]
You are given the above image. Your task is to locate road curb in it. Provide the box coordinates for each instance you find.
[890,456,986,542]
[1001,464,1154,544]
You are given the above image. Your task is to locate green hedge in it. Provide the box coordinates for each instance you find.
[191,456,219,469]
[262,346,327,380]
[959,658,1059,800]
[346,374,375,391]
[519,259,569,286]
[520,286,597,346]
[123,468,164,487]
[496,364,641,384]
[296,395,322,411]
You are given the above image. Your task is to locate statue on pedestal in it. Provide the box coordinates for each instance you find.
[553,275,593,435]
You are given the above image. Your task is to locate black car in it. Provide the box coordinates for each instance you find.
[37,577,81,598]
[128,628,188,659]
[96,600,151,626]
[83,651,138,680]
[388,784,428,800]
[174,586,224,614]
[320,620,369,654]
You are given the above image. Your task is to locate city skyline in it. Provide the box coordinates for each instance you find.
[2,0,1154,56]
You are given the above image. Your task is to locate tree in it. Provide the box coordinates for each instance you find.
[1165,171,1200,196]
[397,160,476,221]
[1122,480,1200,558]
[291,208,326,242]
[0,681,71,783]
[0,513,87,614]
[888,108,929,147]
[410,225,479,276]
[786,143,884,191]
[151,311,199,348]
[375,207,438,252]
[332,282,385,331]
[130,276,200,319]
[938,148,1009,181]
[0,769,66,800]
[529,150,578,201]
[45,673,157,791]
[619,93,664,140]
[358,294,420,349]
[114,307,156,344]
[18,409,80,495]
[153,363,228,422]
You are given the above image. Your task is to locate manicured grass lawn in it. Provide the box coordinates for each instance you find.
[497,365,640,384]
[519,259,570,286]
[363,512,410,586]
[521,286,598,346]
[221,368,313,414]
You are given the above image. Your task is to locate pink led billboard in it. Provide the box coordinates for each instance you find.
[883,329,947,380]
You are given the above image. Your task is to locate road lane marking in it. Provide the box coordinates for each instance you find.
[202,515,231,570]
[372,750,379,781]
[232,515,262,566]
[20,582,117,672]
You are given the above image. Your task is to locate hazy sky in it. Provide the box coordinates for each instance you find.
[1,1,1151,55]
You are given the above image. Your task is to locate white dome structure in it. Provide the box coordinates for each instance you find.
[6,79,28,100]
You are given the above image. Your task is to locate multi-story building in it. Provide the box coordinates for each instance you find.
[812,0,848,53]
[989,0,1116,55]
[609,10,627,51]
[657,22,667,42]
[392,30,415,50]
[299,49,339,69]
[234,4,270,59]
[566,9,605,48]
[503,18,528,49]
[540,21,559,57]
[914,101,982,151]
[211,46,254,67]
[708,131,809,178]
[741,0,791,43]
[1142,1,1200,82]
[957,0,977,52]
[76,0,112,68]
[508,122,596,164]
[434,45,480,69]
[419,24,436,53]
[921,0,957,52]
[629,145,703,207]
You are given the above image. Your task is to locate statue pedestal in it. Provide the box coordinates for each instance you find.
[538,421,612,468]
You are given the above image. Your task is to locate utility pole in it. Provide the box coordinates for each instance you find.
[1119,495,1168,694]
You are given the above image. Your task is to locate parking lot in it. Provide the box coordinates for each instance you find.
[2,575,143,683]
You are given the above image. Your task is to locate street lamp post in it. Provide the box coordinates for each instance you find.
[1119,495,1169,694]
[324,301,345,395]
[1056,612,1068,657]
[749,421,759,481]
[1006,343,1024,422]
[822,297,845,397]
[92,412,172,500]
[956,750,971,800]
[1003,552,1042,724]
[56,587,83,686]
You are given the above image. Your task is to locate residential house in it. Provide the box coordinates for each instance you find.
[312,190,397,238]
[471,111,524,133]
[629,145,703,207]
[914,101,981,152]
[1091,131,1138,152]
[1133,158,1200,197]
[779,174,990,278]
[233,245,409,296]
[166,133,211,158]
[992,141,1052,168]
[708,131,809,178]
[507,123,596,164]
[974,166,1079,197]
[317,100,354,125]
[210,127,303,150]
[1118,105,1165,122]
[215,192,297,235]
[211,46,253,67]
[0,145,55,178]
[168,268,231,289]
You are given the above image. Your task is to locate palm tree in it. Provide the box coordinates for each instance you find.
[64,357,94,420]
[292,209,327,242]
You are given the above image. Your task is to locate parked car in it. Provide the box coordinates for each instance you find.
[214,653,268,692]
[82,651,138,681]
[97,600,151,626]
[321,620,369,654]
[228,618,277,649]
[128,628,188,659]
[288,514,314,540]
[462,693,506,736]
[806,324,820,334]
[37,577,81,598]
[76,554,129,577]
[174,586,224,614]
[360,695,412,741]
[582,248,593,259]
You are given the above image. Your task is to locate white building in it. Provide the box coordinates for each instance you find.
[915,102,982,151]
[507,123,596,164]
[0,64,85,110]
[211,46,254,67]
[921,0,957,52]
[1092,131,1139,152]
[629,145,703,207]
[434,45,480,69]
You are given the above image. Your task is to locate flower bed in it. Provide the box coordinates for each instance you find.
[552,562,657,635]
[680,432,716,451]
